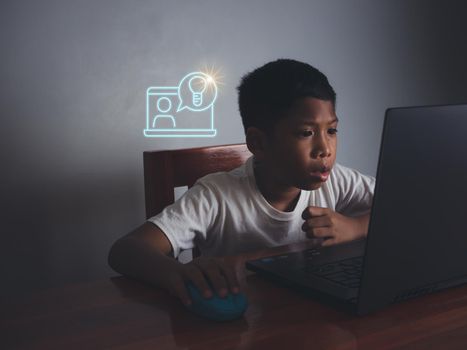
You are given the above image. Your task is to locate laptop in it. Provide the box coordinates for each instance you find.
[246,104,467,315]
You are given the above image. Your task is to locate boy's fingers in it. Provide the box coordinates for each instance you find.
[203,267,228,298]
[306,227,332,239]
[184,265,213,298]
[302,206,328,220]
[217,263,240,294]
[196,259,239,297]
[302,216,331,231]
[169,275,192,306]
[197,259,229,297]
[322,238,337,247]
[309,238,325,248]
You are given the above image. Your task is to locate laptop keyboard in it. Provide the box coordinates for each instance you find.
[305,255,364,288]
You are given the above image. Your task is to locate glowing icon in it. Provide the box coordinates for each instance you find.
[189,76,207,107]
[154,96,176,128]
[144,71,218,138]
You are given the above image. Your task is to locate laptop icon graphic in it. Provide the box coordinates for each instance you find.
[144,72,217,138]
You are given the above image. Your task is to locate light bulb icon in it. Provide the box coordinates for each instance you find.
[188,76,207,107]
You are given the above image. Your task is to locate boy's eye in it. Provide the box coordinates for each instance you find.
[301,130,314,137]
[299,128,338,138]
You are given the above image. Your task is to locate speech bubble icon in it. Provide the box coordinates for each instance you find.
[177,71,218,112]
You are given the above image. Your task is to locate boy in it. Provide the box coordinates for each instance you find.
[108,59,375,306]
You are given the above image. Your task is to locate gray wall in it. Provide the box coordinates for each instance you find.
[1,0,466,297]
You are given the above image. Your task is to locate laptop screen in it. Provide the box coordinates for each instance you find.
[358,104,467,314]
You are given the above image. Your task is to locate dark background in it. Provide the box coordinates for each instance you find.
[1,0,466,297]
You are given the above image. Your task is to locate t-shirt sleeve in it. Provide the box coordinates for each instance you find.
[147,181,217,258]
[334,164,375,217]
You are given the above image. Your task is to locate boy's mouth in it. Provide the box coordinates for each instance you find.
[309,165,331,182]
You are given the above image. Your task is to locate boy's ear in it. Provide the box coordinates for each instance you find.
[246,127,269,161]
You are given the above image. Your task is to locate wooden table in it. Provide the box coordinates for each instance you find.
[3,241,467,349]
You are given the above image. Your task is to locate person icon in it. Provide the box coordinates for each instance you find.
[152,96,176,128]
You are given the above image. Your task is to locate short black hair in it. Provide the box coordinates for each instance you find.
[237,59,336,133]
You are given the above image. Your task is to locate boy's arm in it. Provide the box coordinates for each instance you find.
[108,222,176,288]
[301,207,370,246]
[108,223,240,305]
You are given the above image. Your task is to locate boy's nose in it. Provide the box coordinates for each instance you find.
[311,134,331,158]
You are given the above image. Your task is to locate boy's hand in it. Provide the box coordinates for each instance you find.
[301,206,370,247]
[166,257,240,306]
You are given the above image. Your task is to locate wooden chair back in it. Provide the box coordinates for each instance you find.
[143,143,252,219]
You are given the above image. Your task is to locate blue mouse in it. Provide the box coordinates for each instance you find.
[185,282,248,321]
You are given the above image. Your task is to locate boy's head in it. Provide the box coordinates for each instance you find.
[237,58,336,134]
[237,59,339,191]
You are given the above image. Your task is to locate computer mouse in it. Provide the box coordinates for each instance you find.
[185,282,248,321]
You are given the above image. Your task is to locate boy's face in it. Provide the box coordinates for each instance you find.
[263,97,338,191]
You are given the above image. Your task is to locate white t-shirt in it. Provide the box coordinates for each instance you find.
[148,156,375,258]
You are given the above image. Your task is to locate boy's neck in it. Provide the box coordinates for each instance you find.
[253,162,301,212]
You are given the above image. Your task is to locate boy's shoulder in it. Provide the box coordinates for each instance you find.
[195,156,253,191]
[331,162,373,181]
[329,162,375,196]
[331,162,357,178]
